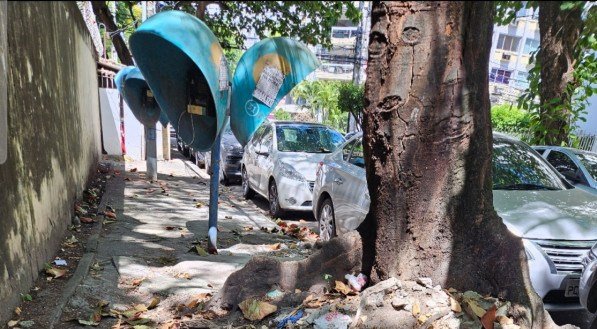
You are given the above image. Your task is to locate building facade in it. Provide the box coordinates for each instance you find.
[488,7,540,105]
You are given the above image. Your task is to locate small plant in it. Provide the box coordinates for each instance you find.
[20,293,33,302]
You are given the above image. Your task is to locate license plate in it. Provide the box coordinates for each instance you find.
[564,279,580,297]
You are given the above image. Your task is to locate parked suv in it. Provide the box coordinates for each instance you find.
[241,121,345,217]
[313,132,597,311]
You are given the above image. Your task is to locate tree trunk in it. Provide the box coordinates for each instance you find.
[91,1,134,65]
[537,1,583,145]
[358,2,556,327]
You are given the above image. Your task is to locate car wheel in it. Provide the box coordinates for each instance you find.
[268,180,284,218]
[318,198,336,242]
[242,167,255,199]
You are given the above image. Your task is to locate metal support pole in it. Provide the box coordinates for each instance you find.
[145,125,158,182]
[207,131,223,253]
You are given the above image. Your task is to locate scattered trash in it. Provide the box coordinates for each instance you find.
[266,289,284,299]
[239,299,277,321]
[18,320,35,328]
[276,309,304,329]
[53,258,67,266]
[345,273,367,292]
[313,311,351,329]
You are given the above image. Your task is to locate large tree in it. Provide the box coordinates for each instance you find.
[536,1,583,145]
[92,1,360,64]
[357,1,556,327]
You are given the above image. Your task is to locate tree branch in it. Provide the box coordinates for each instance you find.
[91,1,134,65]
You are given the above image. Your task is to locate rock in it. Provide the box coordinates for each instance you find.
[19,321,35,328]
[363,292,384,309]
[425,300,437,308]
[412,285,423,291]
[416,277,433,288]
[391,297,409,310]
[72,216,81,226]
[361,277,400,296]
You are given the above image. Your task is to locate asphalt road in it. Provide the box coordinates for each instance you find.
[551,309,596,329]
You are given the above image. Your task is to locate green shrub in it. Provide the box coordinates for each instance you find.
[491,104,531,138]
[274,109,292,121]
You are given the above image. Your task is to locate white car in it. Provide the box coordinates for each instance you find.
[241,121,345,217]
[313,132,597,311]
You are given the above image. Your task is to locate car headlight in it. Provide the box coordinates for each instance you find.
[279,162,306,182]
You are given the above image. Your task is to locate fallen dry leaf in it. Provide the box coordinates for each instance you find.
[174,272,191,280]
[468,300,487,318]
[269,243,281,251]
[334,281,353,295]
[80,217,94,223]
[104,211,117,219]
[122,304,148,319]
[131,277,145,286]
[130,168,138,172]
[238,299,277,321]
[481,305,497,329]
[186,293,212,309]
[46,267,67,278]
[189,245,209,256]
[15,307,21,316]
[450,297,462,313]
[195,202,205,208]
[412,302,420,316]
[147,297,160,310]
[7,320,19,327]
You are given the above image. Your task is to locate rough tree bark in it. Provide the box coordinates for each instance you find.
[91,1,134,65]
[357,2,558,327]
[537,1,583,146]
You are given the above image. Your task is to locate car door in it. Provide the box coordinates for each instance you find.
[255,125,274,194]
[343,138,369,228]
[245,125,266,190]
[331,138,362,232]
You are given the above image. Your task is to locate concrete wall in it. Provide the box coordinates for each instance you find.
[0,2,101,323]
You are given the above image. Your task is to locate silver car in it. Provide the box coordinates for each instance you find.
[533,146,597,195]
[580,242,597,313]
[241,121,344,217]
[313,132,597,310]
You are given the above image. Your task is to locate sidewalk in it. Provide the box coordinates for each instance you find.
[41,154,315,328]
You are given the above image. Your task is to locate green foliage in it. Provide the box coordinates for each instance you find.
[21,293,32,302]
[291,80,347,132]
[496,1,597,145]
[142,1,360,49]
[491,104,531,138]
[273,109,292,121]
[337,83,364,128]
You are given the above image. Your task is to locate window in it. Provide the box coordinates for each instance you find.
[276,125,345,153]
[260,126,273,151]
[515,71,529,88]
[342,139,357,161]
[546,151,579,174]
[575,151,597,181]
[250,124,267,146]
[492,139,567,190]
[348,138,365,168]
[523,38,539,54]
[497,34,521,52]
[490,68,512,84]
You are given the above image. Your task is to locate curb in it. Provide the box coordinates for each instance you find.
[48,161,123,329]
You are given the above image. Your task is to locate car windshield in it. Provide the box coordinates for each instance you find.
[575,151,597,181]
[492,138,567,190]
[276,125,344,153]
